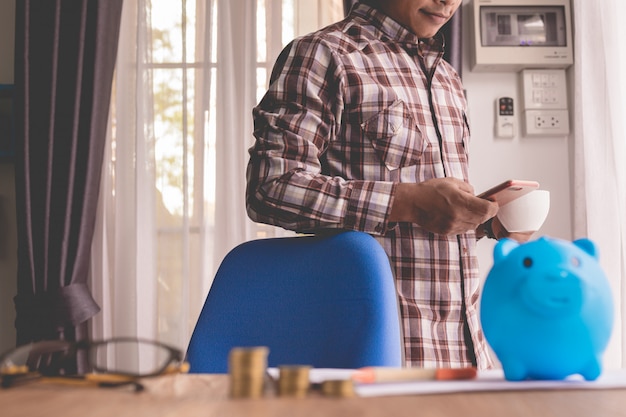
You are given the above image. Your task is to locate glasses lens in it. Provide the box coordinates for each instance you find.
[90,339,176,377]
[0,341,74,376]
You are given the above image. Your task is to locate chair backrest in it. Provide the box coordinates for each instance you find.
[185,231,403,373]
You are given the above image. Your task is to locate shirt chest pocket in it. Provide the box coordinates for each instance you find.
[361,100,425,171]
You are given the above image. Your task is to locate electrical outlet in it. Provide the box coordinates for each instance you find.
[535,115,563,129]
[524,110,570,136]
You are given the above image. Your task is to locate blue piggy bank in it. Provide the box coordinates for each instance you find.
[480,236,614,381]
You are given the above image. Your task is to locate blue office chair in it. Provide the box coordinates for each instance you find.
[186,230,403,373]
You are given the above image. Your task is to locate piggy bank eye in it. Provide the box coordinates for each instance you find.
[523,257,533,268]
[571,257,581,267]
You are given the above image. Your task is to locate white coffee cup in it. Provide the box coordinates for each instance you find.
[496,190,550,233]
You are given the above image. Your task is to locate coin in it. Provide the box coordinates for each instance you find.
[228,346,269,399]
[277,365,311,398]
[320,379,355,398]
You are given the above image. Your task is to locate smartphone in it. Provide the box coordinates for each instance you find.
[477,179,540,206]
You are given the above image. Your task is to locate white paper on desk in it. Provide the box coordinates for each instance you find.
[268,368,626,397]
[355,369,626,397]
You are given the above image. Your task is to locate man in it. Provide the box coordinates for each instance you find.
[246,0,527,369]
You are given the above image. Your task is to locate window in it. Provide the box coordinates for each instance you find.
[101,0,343,349]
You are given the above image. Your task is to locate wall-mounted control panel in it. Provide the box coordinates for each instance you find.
[520,69,570,136]
[470,0,574,72]
[495,97,515,138]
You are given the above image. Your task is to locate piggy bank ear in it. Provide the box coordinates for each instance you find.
[493,238,519,263]
[573,238,599,260]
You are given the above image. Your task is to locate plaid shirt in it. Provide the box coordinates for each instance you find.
[247,3,493,369]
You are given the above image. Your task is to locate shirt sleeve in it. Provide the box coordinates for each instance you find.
[246,36,397,235]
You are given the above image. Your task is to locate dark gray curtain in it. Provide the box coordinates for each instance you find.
[343,0,357,16]
[12,0,123,364]
[343,0,463,77]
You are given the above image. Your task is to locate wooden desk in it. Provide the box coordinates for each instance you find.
[2,374,626,417]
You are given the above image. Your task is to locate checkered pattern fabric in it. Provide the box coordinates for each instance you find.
[246,3,493,369]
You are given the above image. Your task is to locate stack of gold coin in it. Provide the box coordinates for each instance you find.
[277,365,311,398]
[320,379,355,398]
[228,346,269,399]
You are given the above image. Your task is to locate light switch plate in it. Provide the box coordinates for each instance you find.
[521,69,568,110]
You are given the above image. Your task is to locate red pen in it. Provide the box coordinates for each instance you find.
[351,366,477,384]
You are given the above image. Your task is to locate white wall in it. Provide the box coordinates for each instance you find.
[460,0,574,279]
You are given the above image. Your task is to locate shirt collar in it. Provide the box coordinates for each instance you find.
[351,2,445,52]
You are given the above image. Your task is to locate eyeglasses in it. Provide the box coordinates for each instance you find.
[0,337,189,391]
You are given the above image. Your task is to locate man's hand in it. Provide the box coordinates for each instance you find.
[389,178,499,236]
[490,216,534,243]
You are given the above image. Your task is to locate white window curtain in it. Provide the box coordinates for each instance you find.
[572,0,626,369]
[90,0,343,352]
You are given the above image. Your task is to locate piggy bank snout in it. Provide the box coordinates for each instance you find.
[521,269,584,317]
